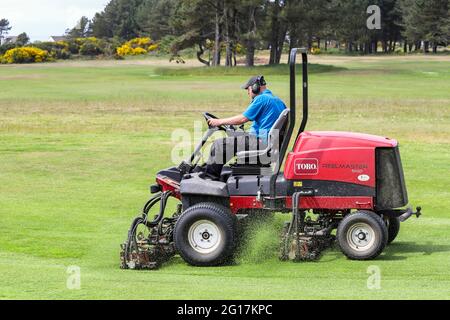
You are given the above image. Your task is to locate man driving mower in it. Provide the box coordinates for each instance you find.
[205,75,287,179]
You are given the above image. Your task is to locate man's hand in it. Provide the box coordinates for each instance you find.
[208,119,223,127]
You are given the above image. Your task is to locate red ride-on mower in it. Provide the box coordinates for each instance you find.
[120,48,421,270]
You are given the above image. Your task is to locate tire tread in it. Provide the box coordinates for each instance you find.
[174,202,237,266]
[337,210,388,260]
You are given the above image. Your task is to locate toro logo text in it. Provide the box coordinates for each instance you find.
[294,158,319,176]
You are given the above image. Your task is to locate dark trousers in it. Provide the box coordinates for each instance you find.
[206,134,267,177]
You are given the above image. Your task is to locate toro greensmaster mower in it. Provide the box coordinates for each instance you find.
[120,48,421,270]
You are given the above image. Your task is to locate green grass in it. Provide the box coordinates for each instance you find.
[154,63,345,76]
[0,56,449,300]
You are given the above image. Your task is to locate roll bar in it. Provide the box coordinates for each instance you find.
[275,48,308,173]
[295,48,309,138]
[270,48,308,198]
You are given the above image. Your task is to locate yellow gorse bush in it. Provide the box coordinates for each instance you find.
[116,37,159,57]
[75,37,99,45]
[132,47,148,55]
[55,41,70,50]
[128,37,152,47]
[1,47,51,64]
[148,44,159,52]
[311,47,321,55]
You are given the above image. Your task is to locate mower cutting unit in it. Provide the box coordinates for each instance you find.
[121,48,421,270]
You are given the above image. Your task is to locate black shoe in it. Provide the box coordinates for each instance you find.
[193,165,206,173]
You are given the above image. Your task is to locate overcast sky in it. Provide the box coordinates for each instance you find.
[0,0,109,41]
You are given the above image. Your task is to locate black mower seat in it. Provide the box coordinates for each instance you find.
[235,109,290,167]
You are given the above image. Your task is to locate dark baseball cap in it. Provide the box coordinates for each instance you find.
[241,75,266,89]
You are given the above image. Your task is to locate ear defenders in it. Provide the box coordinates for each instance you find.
[251,76,267,95]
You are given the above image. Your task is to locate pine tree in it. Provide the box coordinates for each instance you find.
[135,0,178,40]
[421,0,449,52]
[91,0,144,40]
[401,0,449,53]
[169,0,216,66]
[16,32,30,46]
[237,0,264,66]
[67,16,92,39]
[0,18,12,45]
[263,0,287,64]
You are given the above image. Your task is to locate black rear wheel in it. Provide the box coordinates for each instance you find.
[174,202,237,266]
[337,211,388,260]
[385,216,401,244]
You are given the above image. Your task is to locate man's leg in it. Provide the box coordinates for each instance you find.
[205,137,238,178]
[235,135,268,165]
[206,134,268,177]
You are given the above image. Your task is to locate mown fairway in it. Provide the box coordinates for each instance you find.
[0,55,449,299]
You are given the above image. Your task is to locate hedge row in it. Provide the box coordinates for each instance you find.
[0,37,160,64]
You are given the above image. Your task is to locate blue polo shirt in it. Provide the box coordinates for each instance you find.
[243,89,286,140]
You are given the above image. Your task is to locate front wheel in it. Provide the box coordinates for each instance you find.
[174,202,237,266]
[337,211,388,260]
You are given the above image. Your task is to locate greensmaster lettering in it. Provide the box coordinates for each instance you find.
[322,163,368,169]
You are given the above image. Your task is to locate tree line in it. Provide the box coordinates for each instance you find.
[2,1,449,66]
[87,0,448,66]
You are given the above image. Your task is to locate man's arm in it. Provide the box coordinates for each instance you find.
[208,114,249,127]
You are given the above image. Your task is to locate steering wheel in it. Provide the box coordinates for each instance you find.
[203,112,236,131]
